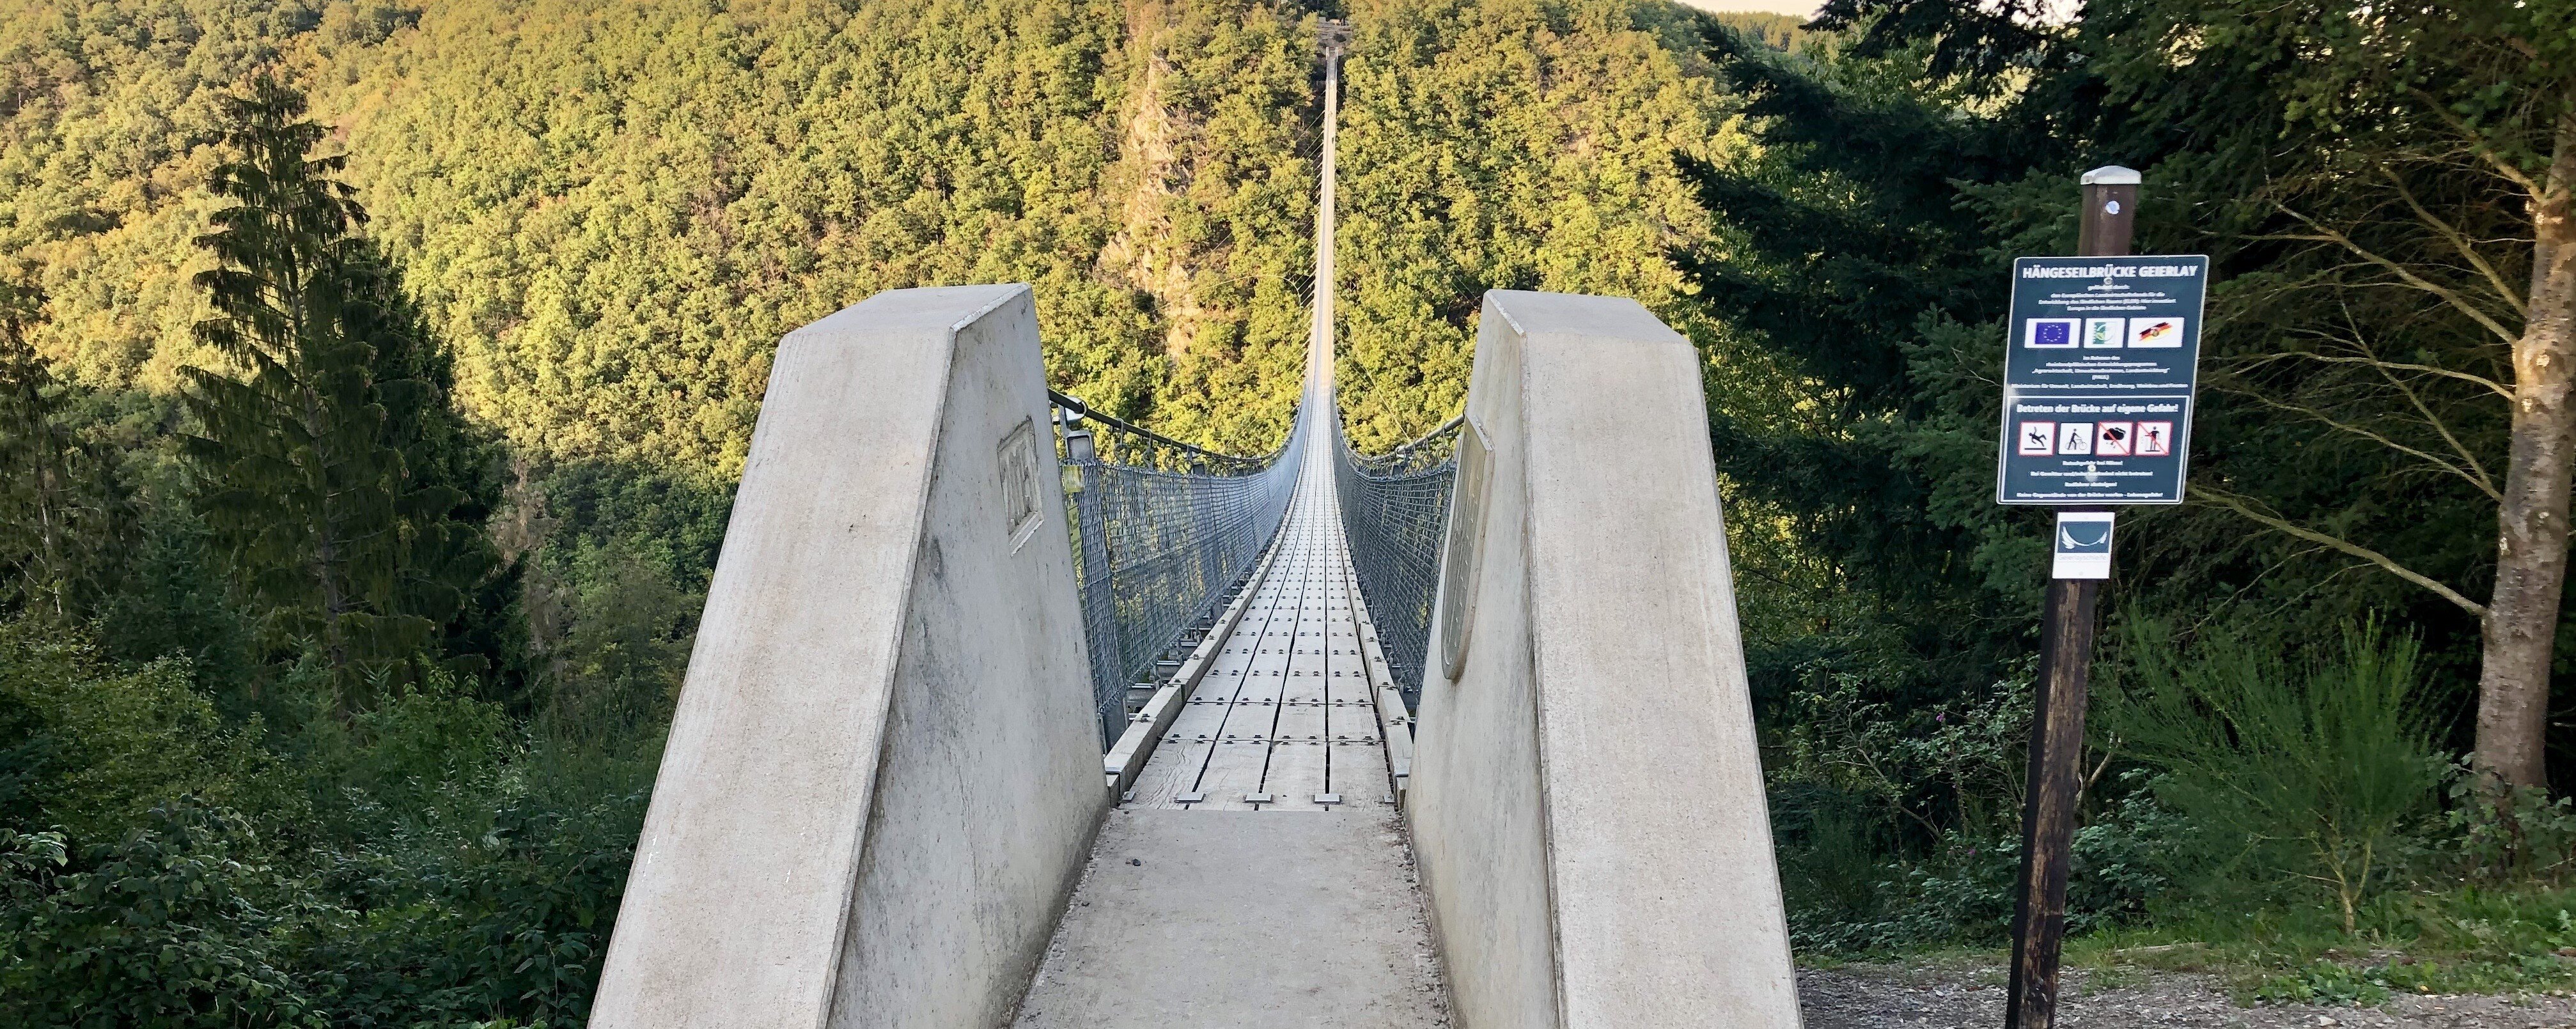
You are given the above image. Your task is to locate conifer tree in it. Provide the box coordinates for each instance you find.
[0,280,123,623]
[183,74,496,695]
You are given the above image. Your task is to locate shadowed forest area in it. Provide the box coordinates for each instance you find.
[3,0,2574,1023]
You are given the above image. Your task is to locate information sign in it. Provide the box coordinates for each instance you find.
[1994,255,2209,505]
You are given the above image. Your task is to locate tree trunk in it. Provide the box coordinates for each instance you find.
[2478,116,2576,789]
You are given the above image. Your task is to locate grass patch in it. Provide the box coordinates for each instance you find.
[2061,886,2576,1006]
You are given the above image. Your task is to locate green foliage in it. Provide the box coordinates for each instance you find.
[0,279,130,623]
[2075,888,2576,1006]
[2250,959,2398,1007]
[2107,621,2440,932]
[96,493,260,704]
[0,0,1339,467]
[1684,0,2573,962]
[0,605,648,1026]
[2439,772,2576,887]
[1779,807,2184,954]
[0,618,263,840]
[286,745,646,1026]
[1705,12,1830,56]
[529,537,698,745]
[0,803,318,1029]
[1773,690,2182,953]
[1777,669,2033,841]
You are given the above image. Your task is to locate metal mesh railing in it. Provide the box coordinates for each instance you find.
[1332,415,1462,706]
[1055,391,1300,744]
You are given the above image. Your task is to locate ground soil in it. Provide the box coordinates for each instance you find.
[1800,963,2576,1028]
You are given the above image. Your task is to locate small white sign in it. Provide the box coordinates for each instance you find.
[2052,511,2115,580]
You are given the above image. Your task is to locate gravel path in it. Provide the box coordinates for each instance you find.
[1800,964,2576,1028]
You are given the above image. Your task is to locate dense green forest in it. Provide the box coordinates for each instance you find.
[5,0,2576,1021]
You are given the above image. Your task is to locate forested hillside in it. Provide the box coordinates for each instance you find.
[4,0,1324,467]
[1336,0,1743,449]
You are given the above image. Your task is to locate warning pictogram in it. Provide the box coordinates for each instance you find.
[2095,421,2134,456]
[2134,421,2173,456]
[2056,422,2095,456]
[2018,421,2057,456]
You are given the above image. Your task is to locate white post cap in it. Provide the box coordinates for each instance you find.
[2081,165,2143,185]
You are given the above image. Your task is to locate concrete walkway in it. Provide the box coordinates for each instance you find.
[1011,810,1449,1028]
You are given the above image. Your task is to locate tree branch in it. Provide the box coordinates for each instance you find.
[2266,205,2525,346]
[2382,167,2529,317]
[2233,349,2513,401]
[2192,483,2488,616]
[2219,385,2501,501]
[2288,299,2504,495]
[2412,88,2547,197]
[2359,325,2501,499]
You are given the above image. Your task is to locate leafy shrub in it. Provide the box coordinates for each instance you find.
[2105,619,2439,932]
[2437,768,2576,885]
[0,805,320,1028]
[1772,662,2180,953]
[2250,959,2395,1007]
[0,619,267,839]
[294,773,644,1026]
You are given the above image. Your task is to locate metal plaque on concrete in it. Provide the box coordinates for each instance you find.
[1994,255,2209,505]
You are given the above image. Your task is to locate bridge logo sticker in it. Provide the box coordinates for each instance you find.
[1438,417,1493,681]
[999,418,1043,552]
[2050,511,2115,580]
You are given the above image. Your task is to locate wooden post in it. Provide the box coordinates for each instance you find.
[2003,165,2137,1029]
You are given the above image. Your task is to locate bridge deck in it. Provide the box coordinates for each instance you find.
[1013,31,1449,1025]
[1127,438,1391,810]
[1015,426,1449,1026]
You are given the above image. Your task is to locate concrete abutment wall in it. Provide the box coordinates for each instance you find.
[1409,290,1802,1029]
[591,284,1108,1029]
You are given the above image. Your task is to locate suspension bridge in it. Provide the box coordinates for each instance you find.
[589,28,1797,1029]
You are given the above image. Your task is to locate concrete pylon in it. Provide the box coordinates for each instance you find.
[591,284,1108,1028]
[1408,290,1801,1028]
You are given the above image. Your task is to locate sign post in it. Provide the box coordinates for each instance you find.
[1997,166,2207,1029]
